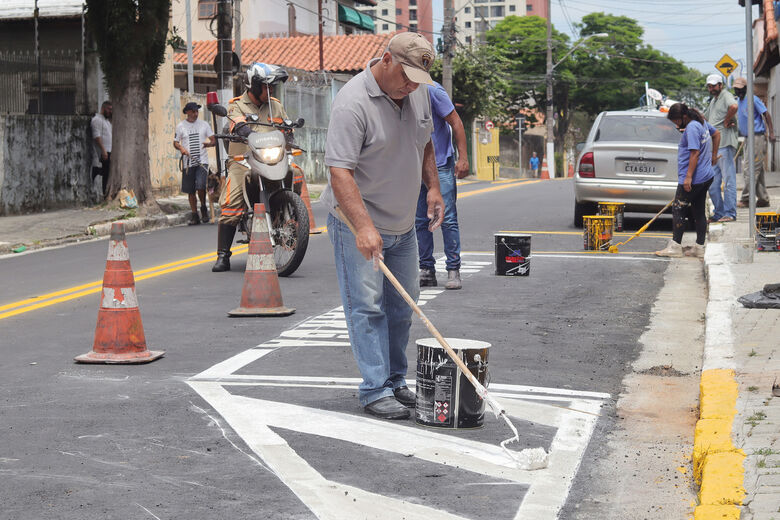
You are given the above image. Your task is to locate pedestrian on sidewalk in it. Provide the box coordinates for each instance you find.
[321,32,443,420]
[90,101,112,197]
[733,76,774,209]
[529,152,540,178]
[704,74,739,223]
[416,81,469,290]
[174,102,216,225]
[657,103,720,258]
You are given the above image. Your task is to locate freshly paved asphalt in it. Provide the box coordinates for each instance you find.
[0,178,674,519]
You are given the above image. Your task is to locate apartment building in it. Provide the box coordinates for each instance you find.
[172,0,376,43]
[454,0,547,44]
[356,0,434,43]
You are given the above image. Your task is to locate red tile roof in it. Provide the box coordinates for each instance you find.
[174,33,397,73]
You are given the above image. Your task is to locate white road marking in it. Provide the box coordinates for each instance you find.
[702,243,736,370]
[187,253,608,519]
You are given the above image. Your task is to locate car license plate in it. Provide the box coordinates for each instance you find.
[624,161,655,174]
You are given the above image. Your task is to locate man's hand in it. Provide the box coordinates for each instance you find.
[101,150,108,161]
[770,133,777,142]
[426,188,445,231]
[355,225,383,262]
[683,177,693,192]
[454,158,469,179]
[712,154,721,167]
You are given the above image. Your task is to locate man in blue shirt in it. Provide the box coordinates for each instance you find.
[416,82,469,290]
[733,77,775,208]
[529,152,540,177]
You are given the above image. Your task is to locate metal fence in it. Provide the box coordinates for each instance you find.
[0,50,86,115]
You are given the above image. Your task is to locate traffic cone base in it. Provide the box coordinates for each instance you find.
[540,158,550,180]
[76,223,164,364]
[228,202,295,317]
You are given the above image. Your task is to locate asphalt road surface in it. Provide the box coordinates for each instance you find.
[0,178,676,519]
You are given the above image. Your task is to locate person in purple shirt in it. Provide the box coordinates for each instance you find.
[416,82,470,289]
[656,103,721,259]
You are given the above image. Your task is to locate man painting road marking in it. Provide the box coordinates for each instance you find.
[188,254,609,519]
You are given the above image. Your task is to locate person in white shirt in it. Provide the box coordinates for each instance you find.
[174,102,216,224]
[91,101,112,197]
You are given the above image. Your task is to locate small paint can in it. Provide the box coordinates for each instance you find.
[598,202,625,232]
[415,338,491,429]
[583,215,614,251]
[494,233,531,276]
[755,211,779,252]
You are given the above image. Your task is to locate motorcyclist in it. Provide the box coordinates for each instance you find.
[212,62,290,272]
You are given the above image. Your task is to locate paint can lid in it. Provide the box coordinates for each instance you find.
[416,338,492,350]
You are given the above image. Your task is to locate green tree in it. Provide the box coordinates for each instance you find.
[429,46,509,126]
[86,0,171,205]
[485,16,575,148]
[571,13,706,115]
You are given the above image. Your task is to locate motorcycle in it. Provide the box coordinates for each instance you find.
[208,103,310,277]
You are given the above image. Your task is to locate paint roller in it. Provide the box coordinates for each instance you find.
[608,200,674,254]
[335,207,549,470]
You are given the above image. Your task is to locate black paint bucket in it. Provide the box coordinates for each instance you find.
[415,338,491,429]
[494,233,531,276]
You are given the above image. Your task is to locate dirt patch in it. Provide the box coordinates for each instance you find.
[638,365,689,377]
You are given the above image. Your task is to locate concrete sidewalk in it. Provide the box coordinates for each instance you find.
[0,185,327,256]
[695,173,780,519]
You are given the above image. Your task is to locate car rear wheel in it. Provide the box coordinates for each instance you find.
[573,201,597,228]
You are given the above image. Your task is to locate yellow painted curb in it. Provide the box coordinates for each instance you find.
[699,452,746,505]
[693,504,741,519]
[694,368,744,513]
[700,369,738,420]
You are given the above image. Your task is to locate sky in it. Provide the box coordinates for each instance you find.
[431,0,759,78]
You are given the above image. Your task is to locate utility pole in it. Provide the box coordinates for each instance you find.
[517,115,525,175]
[745,0,756,239]
[34,0,42,114]
[318,0,324,70]
[441,0,454,97]
[545,0,555,178]
[217,0,233,97]
[234,0,242,66]
[185,0,194,93]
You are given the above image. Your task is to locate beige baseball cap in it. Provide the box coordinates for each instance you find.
[387,32,436,85]
[733,77,747,88]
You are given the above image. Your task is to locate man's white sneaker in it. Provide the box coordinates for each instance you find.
[655,240,683,257]
[684,243,705,258]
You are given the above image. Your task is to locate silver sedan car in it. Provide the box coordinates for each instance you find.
[573,109,681,227]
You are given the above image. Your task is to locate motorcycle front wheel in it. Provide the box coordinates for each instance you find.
[269,189,309,277]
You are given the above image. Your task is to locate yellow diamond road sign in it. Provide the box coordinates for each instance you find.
[716,54,738,78]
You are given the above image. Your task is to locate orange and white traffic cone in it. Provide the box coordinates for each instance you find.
[568,162,575,178]
[540,158,550,179]
[75,223,164,364]
[228,202,295,317]
[294,165,321,234]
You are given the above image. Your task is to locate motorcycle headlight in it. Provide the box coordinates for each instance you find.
[254,146,284,165]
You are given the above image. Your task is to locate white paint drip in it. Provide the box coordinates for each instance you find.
[106,240,130,261]
[101,287,138,309]
[135,503,162,520]
[246,253,276,271]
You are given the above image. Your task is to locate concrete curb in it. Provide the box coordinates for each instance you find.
[0,211,192,256]
[694,243,746,519]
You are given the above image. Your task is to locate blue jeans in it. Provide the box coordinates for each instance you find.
[709,145,737,219]
[415,156,461,271]
[327,213,420,406]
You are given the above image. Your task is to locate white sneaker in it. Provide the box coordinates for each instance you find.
[655,240,683,257]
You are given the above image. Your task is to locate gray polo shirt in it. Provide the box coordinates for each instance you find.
[321,59,433,235]
[704,89,738,149]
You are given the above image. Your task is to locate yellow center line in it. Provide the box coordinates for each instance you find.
[498,230,671,238]
[458,179,541,199]
[0,244,249,320]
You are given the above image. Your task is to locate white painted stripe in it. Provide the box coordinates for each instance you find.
[100,287,138,309]
[106,241,130,261]
[417,301,427,306]
[703,243,736,370]
[191,348,274,379]
[246,253,276,271]
[188,382,480,520]
[259,339,352,348]
[487,382,611,400]
[533,254,669,262]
